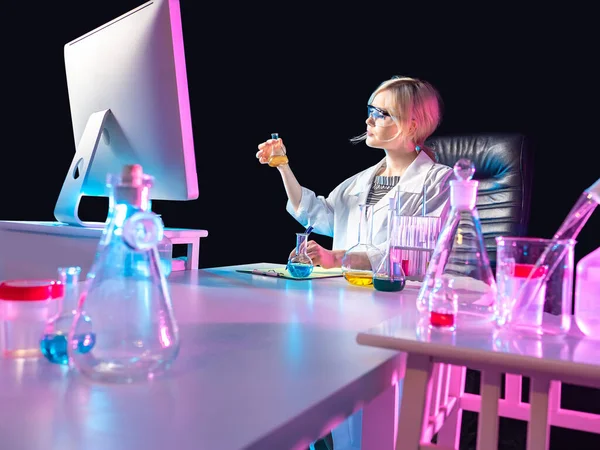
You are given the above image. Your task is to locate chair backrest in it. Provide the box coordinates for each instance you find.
[425,133,534,267]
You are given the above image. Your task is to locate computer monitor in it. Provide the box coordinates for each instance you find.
[54,0,198,227]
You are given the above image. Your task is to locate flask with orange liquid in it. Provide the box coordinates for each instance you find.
[267,133,289,167]
[341,203,385,287]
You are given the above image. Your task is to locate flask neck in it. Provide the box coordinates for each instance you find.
[296,233,309,255]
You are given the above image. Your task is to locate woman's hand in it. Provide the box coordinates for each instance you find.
[289,240,344,269]
[256,137,287,165]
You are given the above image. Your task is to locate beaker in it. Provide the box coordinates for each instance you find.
[267,133,289,167]
[287,232,314,278]
[69,164,180,383]
[342,204,385,287]
[494,236,575,336]
[373,199,406,292]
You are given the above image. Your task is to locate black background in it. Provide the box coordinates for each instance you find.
[2,2,599,449]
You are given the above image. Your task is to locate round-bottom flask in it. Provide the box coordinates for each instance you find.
[287,232,314,278]
[40,266,94,365]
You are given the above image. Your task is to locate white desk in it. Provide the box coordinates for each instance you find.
[357,310,600,450]
[0,263,412,450]
[0,220,208,279]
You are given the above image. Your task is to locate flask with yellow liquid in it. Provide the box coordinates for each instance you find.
[268,133,289,167]
[341,203,385,287]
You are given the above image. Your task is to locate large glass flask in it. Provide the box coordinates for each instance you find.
[287,232,314,278]
[342,204,385,287]
[373,198,406,292]
[69,164,180,383]
[40,266,93,365]
[417,159,497,326]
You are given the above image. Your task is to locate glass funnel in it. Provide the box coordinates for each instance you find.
[342,204,385,287]
[373,198,406,292]
[417,159,497,326]
[69,164,180,383]
[287,232,314,278]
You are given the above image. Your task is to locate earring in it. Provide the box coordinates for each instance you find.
[415,145,421,152]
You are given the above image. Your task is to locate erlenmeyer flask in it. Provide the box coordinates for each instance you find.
[268,133,289,167]
[416,159,497,326]
[342,204,385,287]
[287,232,314,278]
[69,164,180,383]
[373,198,406,292]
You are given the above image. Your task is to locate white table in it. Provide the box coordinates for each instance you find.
[0,263,414,450]
[356,308,600,450]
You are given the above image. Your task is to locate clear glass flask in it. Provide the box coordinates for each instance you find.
[373,197,406,292]
[428,277,458,331]
[69,164,180,383]
[417,159,497,326]
[40,266,93,365]
[287,232,314,278]
[342,204,385,287]
[268,133,289,167]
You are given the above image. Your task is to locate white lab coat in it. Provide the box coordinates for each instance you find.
[287,151,453,450]
[287,150,454,252]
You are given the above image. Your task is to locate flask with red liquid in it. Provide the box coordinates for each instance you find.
[428,277,458,331]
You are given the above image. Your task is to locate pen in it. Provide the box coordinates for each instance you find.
[305,225,314,236]
[252,269,282,277]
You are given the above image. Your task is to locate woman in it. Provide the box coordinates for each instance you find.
[257,76,454,450]
[257,76,453,267]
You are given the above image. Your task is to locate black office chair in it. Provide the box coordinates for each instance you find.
[425,132,534,268]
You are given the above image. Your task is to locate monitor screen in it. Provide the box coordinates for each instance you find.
[55,0,198,226]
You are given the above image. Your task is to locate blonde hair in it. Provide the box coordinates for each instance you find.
[352,76,443,157]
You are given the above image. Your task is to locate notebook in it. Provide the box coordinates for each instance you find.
[236,266,344,281]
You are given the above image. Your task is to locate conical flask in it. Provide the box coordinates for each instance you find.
[69,164,180,383]
[416,159,497,326]
[373,197,406,292]
[342,203,385,287]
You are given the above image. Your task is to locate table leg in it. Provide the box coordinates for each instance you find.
[527,377,551,450]
[476,370,501,450]
[362,381,400,450]
[396,354,433,450]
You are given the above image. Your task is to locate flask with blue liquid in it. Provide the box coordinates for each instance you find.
[69,164,180,383]
[287,231,314,278]
[40,266,94,365]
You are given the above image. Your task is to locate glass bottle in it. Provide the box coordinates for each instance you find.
[40,266,93,365]
[342,203,385,287]
[428,277,458,331]
[268,133,289,167]
[69,164,180,383]
[574,246,600,339]
[416,159,497,326]
[373,197,406,292]
[287,232,314,278]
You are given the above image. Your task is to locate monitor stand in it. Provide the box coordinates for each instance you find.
[54,109,113,227]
